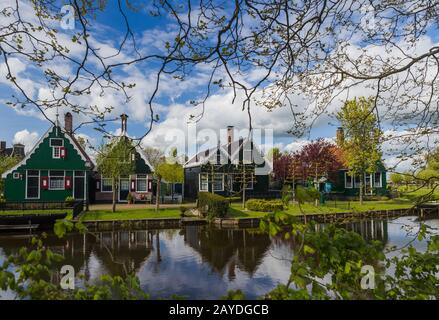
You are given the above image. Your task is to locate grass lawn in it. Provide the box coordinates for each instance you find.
[81,208,182,221]
[0,209,70,215]
[228,199,414,218]
[396,186,439,201]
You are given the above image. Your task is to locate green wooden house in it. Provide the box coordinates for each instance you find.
[92,114,154,203]
[2,113,94,203]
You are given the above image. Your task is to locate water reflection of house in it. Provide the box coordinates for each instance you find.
[182,226,271,280]
[342,219,388,242]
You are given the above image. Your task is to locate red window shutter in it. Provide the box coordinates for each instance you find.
[60,147,66,158]
[65,176,72,189]
[96,180,101,191]
[131,179,136,192]
[41,176,49,190]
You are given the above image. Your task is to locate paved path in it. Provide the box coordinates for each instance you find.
[88,203,196,211]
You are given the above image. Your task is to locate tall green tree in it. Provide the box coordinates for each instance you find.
[0,155,20,197]
[96,138,135,212]
[337,97,382,204]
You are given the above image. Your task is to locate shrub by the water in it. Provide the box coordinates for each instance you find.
[246,199,284,212]
[198,192,230,219]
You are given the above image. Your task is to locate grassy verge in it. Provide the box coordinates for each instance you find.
[0,209,70,216]
[228,199,414,218]
[81,208,182,221]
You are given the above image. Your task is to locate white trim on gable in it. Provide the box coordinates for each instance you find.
[2,127,52,179]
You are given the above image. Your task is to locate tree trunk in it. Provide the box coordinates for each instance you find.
[112,177,116,213]
[242,167,246,209]
[155,177,161,211]
[359,175,364,205]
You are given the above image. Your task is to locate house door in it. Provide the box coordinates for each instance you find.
[119,178,130,202]
[74,176,85,200]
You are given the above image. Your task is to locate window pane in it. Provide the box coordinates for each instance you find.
[213,174,223,191]
[75,171,85,177]
[49,177,64,189]
[374,172,381,187]
[102,178,113,192]
[50,139,63,146]
[27,176,39,198]
[137,179,147,192]
[53,147,61,158]
[200,174,208,191]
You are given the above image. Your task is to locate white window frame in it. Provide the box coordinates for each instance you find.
[49,170,65,190]
[245,174,254,190]
[13,172,20,179]
[344,172,353,188]
[213,173,224,191]
[52,146,62,159]
[26,170,40,199]
[101,176,113,193]
[374,172,382,188]
[136,174,148,192]
[49,138,64,147]
[199,173,209,192]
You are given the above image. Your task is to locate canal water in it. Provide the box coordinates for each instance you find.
[0,216,438,299]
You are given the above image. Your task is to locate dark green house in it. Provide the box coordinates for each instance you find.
[183,126,271,200]
[93,114,154,203]
[330,163,388,197]
[2,113,94,202]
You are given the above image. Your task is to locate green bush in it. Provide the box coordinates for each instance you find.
[198,192,229,219]
[65,196,75,206]
[295,185,320,204]
[179,206,187,217]
[246,199,285,212]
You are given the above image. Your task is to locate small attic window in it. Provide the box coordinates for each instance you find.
[13,172,20,179]
[50,138,63,147]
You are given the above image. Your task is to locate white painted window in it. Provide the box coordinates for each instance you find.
[199,173,209,191]
[345,172,353,188]
[50,139,64,159]
[136,174,148,192]
[52,146,61,159]
[101,178,113,192]
[213,173,224,191]
[49,170,64,190]
[13,172,20,179]
[374,172,382,188]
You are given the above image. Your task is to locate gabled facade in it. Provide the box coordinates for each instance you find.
[2,113,94,202]
[183,126,271,200]
[93,114,154,203]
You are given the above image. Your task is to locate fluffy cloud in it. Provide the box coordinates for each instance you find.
[12,129,39,153]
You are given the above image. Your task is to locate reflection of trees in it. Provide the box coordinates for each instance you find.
[183,226,272,280]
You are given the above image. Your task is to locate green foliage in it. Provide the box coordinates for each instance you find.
[0,155,20,195]
[281,185,292,206]
[246,199,284,212]
[221,290,245,300]
[295,185,319,204]
[390,173,403,185]
[197,192,229,219]
[155,162,184,184]
[179,205,186,217]
[64,196,75,206]
[337,97,382,201]
[259,213,439,300]
[96,138,135,181]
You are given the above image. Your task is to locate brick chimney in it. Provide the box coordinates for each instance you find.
[64,112,73,133]
[0,141,5,153]
[120,113,128,135]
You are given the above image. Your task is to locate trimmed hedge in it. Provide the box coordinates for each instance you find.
[246,199,284,212]
[198,192,230,219]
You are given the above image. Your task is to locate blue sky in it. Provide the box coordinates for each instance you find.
[1,1,438,171]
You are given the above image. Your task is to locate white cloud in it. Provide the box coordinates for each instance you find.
[12,129,39,153]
